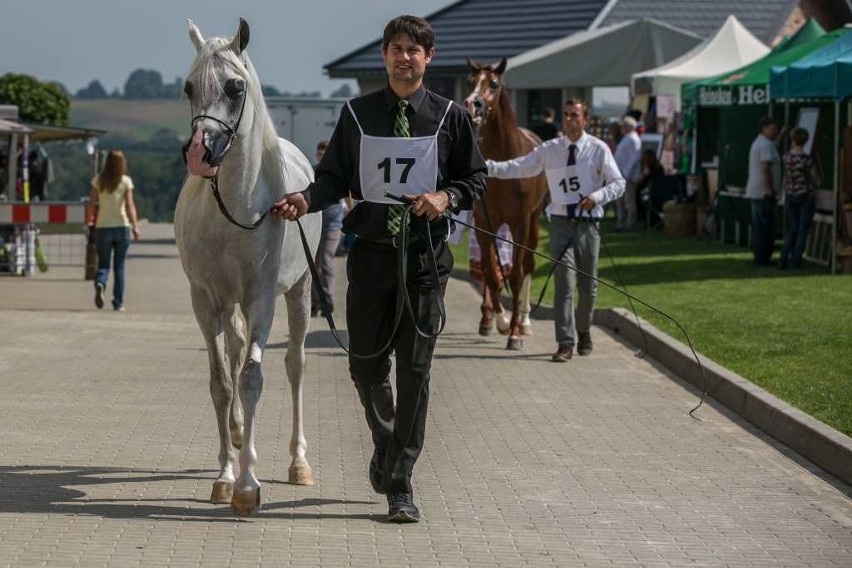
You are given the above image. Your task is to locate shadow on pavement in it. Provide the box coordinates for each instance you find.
[0,465,377,522]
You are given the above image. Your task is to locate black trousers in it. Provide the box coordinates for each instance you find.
[346,237,452,494]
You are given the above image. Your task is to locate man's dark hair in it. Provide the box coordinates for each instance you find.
[564,98,590,118]
[382,15,435,52]
[543,107,555,120]
[758,116,776,131]
[316,140,328,152]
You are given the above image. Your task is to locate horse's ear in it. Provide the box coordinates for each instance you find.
[494,57,507,76]
[187,19,205,52]
[231,18,250,54]
[465,56,479,71]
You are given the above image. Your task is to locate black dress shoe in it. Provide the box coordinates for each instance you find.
[577,331,593,356]
[551,344,572,362]
[387,491,420,523]
[369,448,386,494]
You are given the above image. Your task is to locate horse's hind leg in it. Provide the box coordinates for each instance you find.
[190,287,236,504]
[231,294,276,517]
[519,273,533,336]
[283,271,314,486]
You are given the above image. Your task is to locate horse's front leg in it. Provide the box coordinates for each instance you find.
[519,272,533,336]
[479,281,494,335]
[189,286,237,504]
[283,271,314,486]
[230,293,276,517]
[506,246,526,350]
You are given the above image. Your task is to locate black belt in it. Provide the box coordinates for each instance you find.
[553,214,602,223]
[359,232,448,249]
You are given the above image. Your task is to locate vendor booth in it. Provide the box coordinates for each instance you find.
[770,28,852,273]
[680,20,834,247]
[0,109,105,275]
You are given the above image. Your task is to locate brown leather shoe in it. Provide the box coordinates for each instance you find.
[551,344,573,362]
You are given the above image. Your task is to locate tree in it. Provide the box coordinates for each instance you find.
[261,84,282,97]
[75,80,108,99]
[0,73,70,125]
[330,83,353,98]
[124,68,164,99]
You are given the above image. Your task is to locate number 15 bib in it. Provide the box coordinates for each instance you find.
[350,100,453,205]
[545,161,595,206]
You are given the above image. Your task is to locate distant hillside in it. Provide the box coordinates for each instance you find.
[71,99,188,141]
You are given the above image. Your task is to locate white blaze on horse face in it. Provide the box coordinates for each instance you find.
[463,73,484,122]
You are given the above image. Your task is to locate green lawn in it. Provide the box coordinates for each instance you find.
[450,219,852,437]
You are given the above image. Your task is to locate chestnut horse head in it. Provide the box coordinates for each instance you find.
[463,57,507,133]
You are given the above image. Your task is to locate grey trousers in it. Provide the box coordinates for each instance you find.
[311,228,342,312]
[615,180,638,229]
[549,215,600,347]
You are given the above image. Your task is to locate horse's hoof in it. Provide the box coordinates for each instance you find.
[478,324,492,336]
[288,463,315,486]
[521,324,534,336]
[506,336,523,350]
[230,429,244,450]
[497,326,511,336]
[231,486,261,517]
[211,481,234,504]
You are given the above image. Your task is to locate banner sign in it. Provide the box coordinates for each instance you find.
[698,85,769,106]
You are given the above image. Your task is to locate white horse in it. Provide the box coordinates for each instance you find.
[174,18,321,516]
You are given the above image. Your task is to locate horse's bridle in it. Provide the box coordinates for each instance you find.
[185,90,271,231]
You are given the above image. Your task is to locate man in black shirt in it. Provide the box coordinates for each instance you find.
[272,15,486,523]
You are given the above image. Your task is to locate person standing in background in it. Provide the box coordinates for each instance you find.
[531,107,561,141]
[87,150,140,311]
[310,140,343,317]
[613,116,642,231]
[779,127,820,269]
[746,117,781,266]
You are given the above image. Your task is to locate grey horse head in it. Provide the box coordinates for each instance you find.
[182,18,253,177]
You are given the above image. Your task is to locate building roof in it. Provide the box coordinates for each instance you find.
[325,0,798,79]
[598,0,798,44]
[325,0,609,78]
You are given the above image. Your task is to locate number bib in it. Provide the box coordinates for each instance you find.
[349,100,453,205]
[545,162,595,205]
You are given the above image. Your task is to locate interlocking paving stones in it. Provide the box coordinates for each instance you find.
[0,223,849,567]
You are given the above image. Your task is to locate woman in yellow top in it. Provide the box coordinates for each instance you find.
[87,150,140,311]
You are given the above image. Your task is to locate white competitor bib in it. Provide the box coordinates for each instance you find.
[349,100,453,205]
[545,161,595,206]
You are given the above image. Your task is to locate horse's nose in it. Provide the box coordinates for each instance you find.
[473,99,483,110]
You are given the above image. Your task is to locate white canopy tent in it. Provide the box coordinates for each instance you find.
[502,18,703,89]
[631,15,769,111]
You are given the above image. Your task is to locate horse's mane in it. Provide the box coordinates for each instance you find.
[186,37,291,188]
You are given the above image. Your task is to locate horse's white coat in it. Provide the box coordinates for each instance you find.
[174,19,321,514]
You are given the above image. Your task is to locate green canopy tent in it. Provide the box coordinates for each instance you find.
[769,29,852,272]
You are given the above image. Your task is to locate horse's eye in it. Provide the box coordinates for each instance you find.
[224,79,245,98]
[489,79,499,90]
[183,81,193,98]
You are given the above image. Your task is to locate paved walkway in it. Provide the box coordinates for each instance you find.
[1,223,850,567]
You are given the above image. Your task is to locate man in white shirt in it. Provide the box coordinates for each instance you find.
[745,117,781,265]
[487,99,625,362]
[613,116,642,231]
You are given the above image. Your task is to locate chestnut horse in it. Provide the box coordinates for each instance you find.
[463,57,547,350]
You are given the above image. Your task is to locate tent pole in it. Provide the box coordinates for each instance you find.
[22,133,30,203]
[833,101,840,274]
[6,133,18,198]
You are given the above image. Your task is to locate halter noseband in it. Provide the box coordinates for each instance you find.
[189,88,248,152]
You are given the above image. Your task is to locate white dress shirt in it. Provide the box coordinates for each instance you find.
[614,131,642,183]
[486,131,625,218]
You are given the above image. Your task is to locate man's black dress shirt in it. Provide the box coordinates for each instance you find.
[304,85,487,242]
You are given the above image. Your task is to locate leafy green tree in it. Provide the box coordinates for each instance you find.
[75,80,108,99]
[330,83,353,98]
[124,69,164,99]
[0,73,70,125]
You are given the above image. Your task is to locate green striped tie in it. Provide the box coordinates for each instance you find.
[387,99,409,236]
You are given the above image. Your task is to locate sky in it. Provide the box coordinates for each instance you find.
[0,0,456,96]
